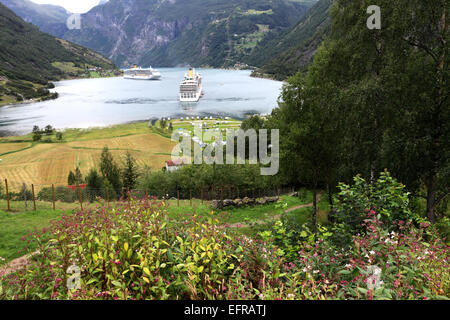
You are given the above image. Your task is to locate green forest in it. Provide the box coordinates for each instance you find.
[261,0,449,223]
[247,0,332,79]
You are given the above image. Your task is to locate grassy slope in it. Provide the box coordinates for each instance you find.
[0,208,62,263]
[0,117,244,191]
[0,122,176,191]
[0,192,324,265]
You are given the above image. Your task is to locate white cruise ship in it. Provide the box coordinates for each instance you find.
[123,65,161,80]
[179,68,202,102]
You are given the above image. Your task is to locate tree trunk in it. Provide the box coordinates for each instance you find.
[426,176,437,223]
[327,183,333,209]
[312,188,317,233]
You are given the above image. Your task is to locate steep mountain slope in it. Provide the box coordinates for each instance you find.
[0,3,118,105]
[248,0,333,80]
[0,0,70,37]
[57,0,313,67]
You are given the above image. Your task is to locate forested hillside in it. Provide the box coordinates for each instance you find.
[248,0,332,80]
[0,0,69,37]
[0,3,118,105]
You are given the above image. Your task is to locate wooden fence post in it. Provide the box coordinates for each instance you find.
[5,179,10,211]
[52,184,55,210]
[177,190,180,207]
[32,184,36,211]
[78,187,83,210]
[23,183,27,209]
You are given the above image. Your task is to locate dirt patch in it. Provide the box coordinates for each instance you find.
[0,251,39,277]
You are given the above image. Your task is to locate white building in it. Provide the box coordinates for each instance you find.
[165,159,185,172]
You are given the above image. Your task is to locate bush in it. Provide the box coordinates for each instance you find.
[139,163,281,199]
[331,170,420,247]
[37,186,77,203]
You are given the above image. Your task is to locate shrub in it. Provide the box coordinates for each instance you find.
[37,186,77,203]
[331,170,420,247]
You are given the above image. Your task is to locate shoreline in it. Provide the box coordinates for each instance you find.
[0,114,248,139]
[0,68,277,137]
[0,74,122,108]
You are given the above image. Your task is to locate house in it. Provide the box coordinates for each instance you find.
[165,159,185,172]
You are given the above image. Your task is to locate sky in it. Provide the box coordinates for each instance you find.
[30,0,102,13]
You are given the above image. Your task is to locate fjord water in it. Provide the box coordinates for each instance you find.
[0,68,282,136]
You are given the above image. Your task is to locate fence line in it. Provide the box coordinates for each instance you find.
[0,178,296,212]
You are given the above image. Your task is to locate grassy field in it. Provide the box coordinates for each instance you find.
[0,208,63,264]
[168,118,242,143]
[0,122,176,191]
[0,118,245,191]
[0,192,324,265]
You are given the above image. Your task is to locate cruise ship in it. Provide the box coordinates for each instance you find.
[179,68,202,102]
[123,65,161,80]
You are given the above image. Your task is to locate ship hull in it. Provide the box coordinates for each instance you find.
[179,68,202,102]
[123,67,161,80]
[180,87,202,102]
[124,74,161,80]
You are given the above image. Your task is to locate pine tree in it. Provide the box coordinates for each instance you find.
[85,168,104,202]
[68,171,76,185]
[122,151,139,192]
[75,167,83,185]
[99,147,122,196]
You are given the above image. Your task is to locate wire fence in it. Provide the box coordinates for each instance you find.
[0,178,296,212]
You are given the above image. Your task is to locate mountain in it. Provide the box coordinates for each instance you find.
[0,2,118,105]
[0,0,70,37]
[4,0,315,68]
[248,0,333,80]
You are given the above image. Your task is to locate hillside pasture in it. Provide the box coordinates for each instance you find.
[0,123,175,191]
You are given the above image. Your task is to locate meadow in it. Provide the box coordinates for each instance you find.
[0,122,176,191]
[1,175,447,300]
[0,192,323,266]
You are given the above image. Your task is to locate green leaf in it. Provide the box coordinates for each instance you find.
[338,269,351,275]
